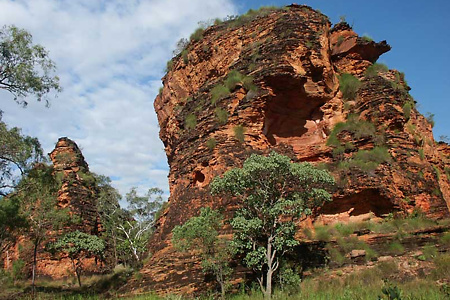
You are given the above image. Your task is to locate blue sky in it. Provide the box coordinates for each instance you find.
[1,0,448,201]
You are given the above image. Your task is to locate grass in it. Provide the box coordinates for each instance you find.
[402,101,413,120]
[206,138,217,150]
[210,85,230,105]
[327,115,377,147]
[365,63,389,78]
[233,125,246,143]
[189,27,204,42]
[184,113,197,130]
[215,107,228,125]
[338,73,361,100]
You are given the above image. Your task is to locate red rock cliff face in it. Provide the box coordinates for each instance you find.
[137,5,449,295]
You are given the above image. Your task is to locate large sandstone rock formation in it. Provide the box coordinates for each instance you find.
[133,4,449,295]
[2,137,103,278]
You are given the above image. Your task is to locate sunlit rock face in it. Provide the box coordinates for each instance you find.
[132,4,449,295]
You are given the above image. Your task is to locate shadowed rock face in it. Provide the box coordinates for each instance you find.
[132,4,449,295]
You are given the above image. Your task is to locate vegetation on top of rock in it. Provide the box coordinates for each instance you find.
[233,125,245,143]
[184,113,197,130]
[364,63,389,78]
[211,152,335,299]
[338,73,361,100]
[189,27,204,42]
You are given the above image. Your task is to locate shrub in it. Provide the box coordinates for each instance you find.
[422,244,438,260]
[402,102,412,120]
[365,63,389,78]
[336,35,344,46]
[185,113,197,130]
[314,226,331,241]
[224,70,244,90]
[388,241,405,255]
[206,138,217,150]
[327,116,377,147]
[165,60,174,72]
[440,232,450,246]
[242,75,257,91]
[339,73,361,100]
[361,35,373,42]
[181,49,188,64]
[425,112,435,128]
[215,107,228,125]
[233,125,245,143]
[210,85,230,104]
[190,27,204,42]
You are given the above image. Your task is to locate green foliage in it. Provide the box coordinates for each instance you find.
[190,27,204,42]
[224,70,244,90]
[233,125,246,143]
[365,63,389,78]
[11,259,26,281]
[425,112,435,128]
[338,146,391,172]
[361,35,374,42]
[165,60,174,73]
[388,241,405,255]
[402,102,412,120]
[181,49,189,64]
[172,207,234,298]
[118,187,164,266]
[210,85,230,104]
[211,152,334,298]
[215,107,228,125]
[206,138,217,150]
[226,6,280,28]
[336,35,344,46]
[379,281,403,300]
[49,230,105,287]
[0,25,61,106]
[0,118,44,196]
[338,73,361,100]
[184,113,197,130]
[0,194,26,253]
[327,116,377,147]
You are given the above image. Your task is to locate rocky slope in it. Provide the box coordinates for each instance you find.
[2,137,104,278]
[133,4,449,295]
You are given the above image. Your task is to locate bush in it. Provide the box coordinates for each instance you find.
[327,116,377,147]
[233,125,245,143]
[402,102,412,120]
[190,27,204,42]
[181,49,188,64]
[365,63,389,78]
[361,35,374,42]
[185,113,197,130]
[388,241,405,255]
[210,85,230,104]
[425,112,435,128]
[215,107,228,125]
[206,138,217,150]
[224,70,244,90]
[165,60,174,72]
[339,73,361,100]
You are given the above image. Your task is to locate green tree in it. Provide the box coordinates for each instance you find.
[0,117,43,196]
[48,230,105,287]
[10,164,68,292]
[0,196,26,255]
[172,207,234,299]
[210,152,334,298]
[94,173,125,266]
[118,187,164,267]
[0,25,61,106]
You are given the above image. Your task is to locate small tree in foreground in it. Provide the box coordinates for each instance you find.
[172,207,234,299]
[48,230,104,287]
[210,152,335,299]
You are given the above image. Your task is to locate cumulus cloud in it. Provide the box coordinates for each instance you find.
[0,0,237,198]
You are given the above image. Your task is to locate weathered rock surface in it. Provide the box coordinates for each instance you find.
[133,4,449,295]
[2,137,104,278]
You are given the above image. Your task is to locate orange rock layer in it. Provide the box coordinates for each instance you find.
[134,4,449,295]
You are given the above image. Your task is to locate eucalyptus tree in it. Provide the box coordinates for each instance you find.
[210,152,334,298]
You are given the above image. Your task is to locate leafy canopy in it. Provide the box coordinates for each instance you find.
[0,25,61,106]
[211,152,334,298]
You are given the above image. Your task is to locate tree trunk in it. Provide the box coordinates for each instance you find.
[32,240,38,297]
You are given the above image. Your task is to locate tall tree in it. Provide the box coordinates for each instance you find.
[210,152,335,299]
[94,173,124,266]
[10,164,68,293]
[117,187,164,267]
[172,207,234,299]
[0,25,61,107]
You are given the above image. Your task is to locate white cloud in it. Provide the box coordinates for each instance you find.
[0,0,237,198]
